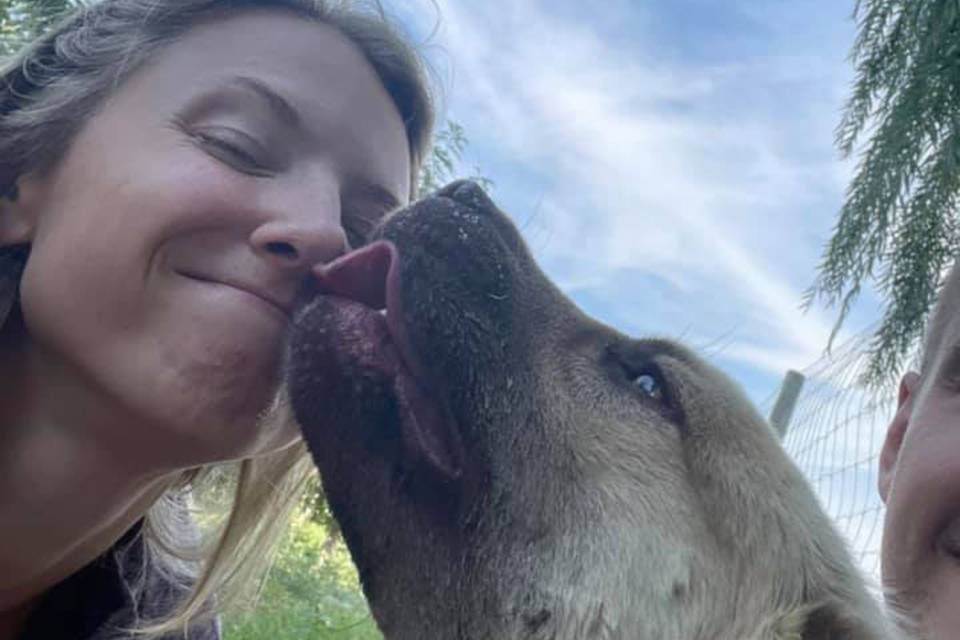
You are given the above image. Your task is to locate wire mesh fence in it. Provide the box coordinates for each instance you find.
[764,330,908,587]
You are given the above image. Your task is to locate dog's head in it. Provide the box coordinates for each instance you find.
[287,181,895,639]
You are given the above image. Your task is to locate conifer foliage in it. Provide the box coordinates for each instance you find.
[808,0,960,387]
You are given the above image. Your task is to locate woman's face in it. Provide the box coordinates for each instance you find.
[7,10,411,465]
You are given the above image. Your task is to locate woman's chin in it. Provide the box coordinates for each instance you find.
[117,371,297,468]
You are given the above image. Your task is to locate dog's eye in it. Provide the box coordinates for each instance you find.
[631,372,664,401]
[603,344,675,412]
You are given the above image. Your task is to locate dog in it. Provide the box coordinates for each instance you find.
[286,181,899,639]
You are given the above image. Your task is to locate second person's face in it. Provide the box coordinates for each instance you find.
[881,265,960,638]
[11,9,411,465]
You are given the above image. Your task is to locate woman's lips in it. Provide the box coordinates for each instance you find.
[177,270,293,318]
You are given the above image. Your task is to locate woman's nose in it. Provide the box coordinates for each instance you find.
[250,219,349,269]
[248,181,350,269]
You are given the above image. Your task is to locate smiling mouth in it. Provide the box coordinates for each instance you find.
[178,271,291,318]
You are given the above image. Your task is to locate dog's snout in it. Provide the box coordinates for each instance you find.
[436,180,497,215]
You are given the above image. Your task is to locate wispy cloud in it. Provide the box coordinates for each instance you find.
[390,0,888,580]
[394,0,864,396]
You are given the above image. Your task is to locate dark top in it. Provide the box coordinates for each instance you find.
[17,522,220,640]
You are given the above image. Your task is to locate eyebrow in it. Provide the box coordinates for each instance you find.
[210,77,405,213]
[225,75,301,128]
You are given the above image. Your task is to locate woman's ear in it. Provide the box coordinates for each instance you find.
[0,180,36,247]
[0,179,35,328]
[878,371,920,502]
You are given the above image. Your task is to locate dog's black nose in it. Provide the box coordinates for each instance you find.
[436,180,497,215]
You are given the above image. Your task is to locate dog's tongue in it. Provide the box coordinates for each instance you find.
[310,242,460,478]
[313,242,393,310]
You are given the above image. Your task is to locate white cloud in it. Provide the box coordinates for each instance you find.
[394,0,860,379]
[392,0,887,579]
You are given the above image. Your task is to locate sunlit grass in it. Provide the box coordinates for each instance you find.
[222,511,382,640]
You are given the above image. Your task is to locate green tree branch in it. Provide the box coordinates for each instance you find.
[807,0,960,388]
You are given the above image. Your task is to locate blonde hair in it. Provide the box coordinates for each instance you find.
[0,0,434,636]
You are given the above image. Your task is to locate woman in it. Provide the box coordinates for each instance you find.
[0,0,434,637]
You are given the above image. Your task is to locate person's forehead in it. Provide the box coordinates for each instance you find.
[101,10,410,198]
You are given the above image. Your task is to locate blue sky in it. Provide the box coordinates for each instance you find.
[384,0,892,579]
[388,0,883,408]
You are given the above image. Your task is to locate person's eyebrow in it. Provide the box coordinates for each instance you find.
[209,77,405,213]
[225,75,301,128]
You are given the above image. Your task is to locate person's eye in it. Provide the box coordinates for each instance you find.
[171,117,276,177]
[189,126,275,177]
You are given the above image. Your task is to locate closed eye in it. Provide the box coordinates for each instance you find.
[169,115,278,177]
[186,126,275,177]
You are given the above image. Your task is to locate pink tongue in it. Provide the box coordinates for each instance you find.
[310,242,460,478]
[312,241,394,310]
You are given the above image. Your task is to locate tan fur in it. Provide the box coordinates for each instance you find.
[289,181,902,639]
